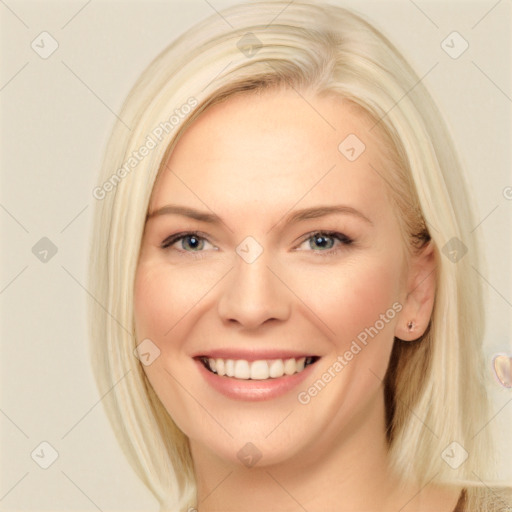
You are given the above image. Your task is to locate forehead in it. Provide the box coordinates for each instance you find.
[150,88,393,222]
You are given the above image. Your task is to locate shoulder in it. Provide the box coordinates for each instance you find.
[462,486,512,512]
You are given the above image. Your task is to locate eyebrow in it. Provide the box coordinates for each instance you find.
[147,204,373,226]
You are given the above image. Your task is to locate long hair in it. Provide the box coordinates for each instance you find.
[88,2,495,510]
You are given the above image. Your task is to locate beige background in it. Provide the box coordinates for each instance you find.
[1,0,511,510]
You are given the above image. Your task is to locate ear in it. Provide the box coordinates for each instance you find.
[394,241,436,341]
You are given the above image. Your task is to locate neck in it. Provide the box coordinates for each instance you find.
[190,391,415,512]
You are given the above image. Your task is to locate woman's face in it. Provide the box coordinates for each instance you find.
[134,88,431,468]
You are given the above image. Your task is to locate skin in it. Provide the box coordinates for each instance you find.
[134,88,462,511]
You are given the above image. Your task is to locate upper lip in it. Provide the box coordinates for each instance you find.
[192,349,320,362]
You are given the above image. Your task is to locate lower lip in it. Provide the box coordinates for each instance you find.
[194,359,317,401]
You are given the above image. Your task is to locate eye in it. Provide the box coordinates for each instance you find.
[159,230,353,258]
[160,231,216,254]
[296,231,353,255]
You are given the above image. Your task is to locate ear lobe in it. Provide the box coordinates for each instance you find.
[394,241,436,341]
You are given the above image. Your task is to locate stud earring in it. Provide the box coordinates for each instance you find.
[407,321,415,332]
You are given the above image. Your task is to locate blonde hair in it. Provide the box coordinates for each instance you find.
[88,2,499,510]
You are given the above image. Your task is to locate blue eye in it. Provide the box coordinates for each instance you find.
[298,231,353,255]
[160,230,354,258]
[160,232,214,253]
[178,234,204,251]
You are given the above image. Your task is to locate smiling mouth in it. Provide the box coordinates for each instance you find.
[197,356,320,380]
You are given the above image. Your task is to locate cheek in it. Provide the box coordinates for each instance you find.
[288,257,403,427]
[134,265,169,340]
[133,264,205,432]
[289,256,402,348]
[134,262,207,340]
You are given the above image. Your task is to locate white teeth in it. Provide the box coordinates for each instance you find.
[216,358,225,376]
[234,359,250,379]
[203,356,315,380]
[268,359,284,378]
[250,360,269,380]
[283,357,297,375]
[225,359,235,377]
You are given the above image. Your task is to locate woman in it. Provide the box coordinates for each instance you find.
[88,1,511,510]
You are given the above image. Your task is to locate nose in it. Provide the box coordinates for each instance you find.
[217,253,291,329]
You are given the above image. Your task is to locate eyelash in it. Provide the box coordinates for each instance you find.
[160,230,354,259]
